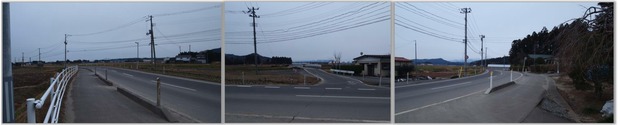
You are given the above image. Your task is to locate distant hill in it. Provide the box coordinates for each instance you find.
[412,58,462,65]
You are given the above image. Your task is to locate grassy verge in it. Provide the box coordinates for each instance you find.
[81,63,221,83]
[553,75,613,122]
[225,65,320,85]
[408,65,485,79]
[13,65,64,123]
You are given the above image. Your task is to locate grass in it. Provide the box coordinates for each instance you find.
[225,65,320,85]
[12,65,64,123]
[81,63,221,83]
[409,65,485,79]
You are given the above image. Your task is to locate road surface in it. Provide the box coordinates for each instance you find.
[86,66,221,123]
[226,68,390,123]
[396,68,534,122]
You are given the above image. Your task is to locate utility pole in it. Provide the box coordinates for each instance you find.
[147,15,156,66]
[3,3,14,122]
[179,46,182,53]
[480,35,485,67]
[245,7,260,74]
[64,34,68,68]
[460,8,471,77]
[189,44,191,52]
[21,52,23,63]
[38,48,40,64]
[135,42,139,69]
[414,40,417,74]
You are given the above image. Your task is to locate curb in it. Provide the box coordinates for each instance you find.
[485,81,516,94]
[94,73,114,86]
[116,87,178,123]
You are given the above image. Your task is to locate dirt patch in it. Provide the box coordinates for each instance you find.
[12,66,64,123]
[225,65,320,85]
[553,75,613,123]
[86,63,221,83]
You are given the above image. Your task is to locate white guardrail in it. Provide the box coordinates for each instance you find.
[330,69,355,75]
[26,65,79,123]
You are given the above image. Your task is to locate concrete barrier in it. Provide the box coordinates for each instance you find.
[93,71,113,86]
[485,81,516,94]
[116,87,178,123]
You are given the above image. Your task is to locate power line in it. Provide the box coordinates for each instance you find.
[151,5,220,17]
[69,16,148,36]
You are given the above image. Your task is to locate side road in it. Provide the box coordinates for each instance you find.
[64,68,167,123]
[396,72,552,123]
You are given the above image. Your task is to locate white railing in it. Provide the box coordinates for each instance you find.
[26,65,78,123]
[330,69,354,75]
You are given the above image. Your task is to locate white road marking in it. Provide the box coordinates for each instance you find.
[225,113,388,123]
[296,95,390,100]
[430,82,472,90]
[396,70,489,88]
[357,88,375,91]
[236,85,252,88]
[395,90,484,116]
[150,80,197,91]
[294,87,310,89]
[122,73,134,77]
[514,72,525,81]
[264,86,280,89]
[325,88,342,90]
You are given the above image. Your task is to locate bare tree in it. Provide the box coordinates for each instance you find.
[333,52,341,69]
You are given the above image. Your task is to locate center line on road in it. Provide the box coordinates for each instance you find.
[325,88,342,90]
[150,80,197,91]
[430,82,472,90]
[395,89,484,116]
[294,87,310,89]
[236,85,252,88]
[122,73,134,77]
[357,88,375,91]
[265,86,280,89]
[296,95,389,100]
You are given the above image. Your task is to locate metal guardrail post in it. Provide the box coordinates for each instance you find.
[406,72,409,84]
[26,98,35,123]
[157,77,161,107]
[489,71,493,89]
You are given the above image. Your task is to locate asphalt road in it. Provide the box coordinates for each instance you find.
[226,68,390,123]
[395,67,523,121]
[85,66,221,123]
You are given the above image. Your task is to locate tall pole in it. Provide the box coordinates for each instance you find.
[38,48,40,64]
[480,35,485,67]
[461,8,471,77]
[189,44,191,52]
[148,15,156,66]
[64,34,68,68]
[3,3,15,122]
[21,52,23,63]
[245,7,260,74]
[414,40,417,74]
[179,46,181,53]
[135,42,139,69]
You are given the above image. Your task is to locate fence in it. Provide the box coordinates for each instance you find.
[330,69,354,75]
[26,65,78,123]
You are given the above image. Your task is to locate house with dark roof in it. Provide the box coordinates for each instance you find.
[353,54,390,77]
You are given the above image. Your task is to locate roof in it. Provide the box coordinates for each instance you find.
[527,54,553,59]
[353,55,390,60]
[395,57,410,62]
[176,55,192,58]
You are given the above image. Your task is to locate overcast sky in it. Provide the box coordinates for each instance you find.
[225,2,391,62]
[395,2,598,62]
[9,2,221,62]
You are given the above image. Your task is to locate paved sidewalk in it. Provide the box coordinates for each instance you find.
[396,72,546,123]
[64,68,167,123]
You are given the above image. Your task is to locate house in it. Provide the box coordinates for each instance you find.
[175,55,192,62]
[395,57,411,67]
[353,54,390,77]
[527,54,554,64]
[196,53,208,64]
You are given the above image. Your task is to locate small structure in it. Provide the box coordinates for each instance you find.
[175,55,192,63]
[395,57,411,66]
[527,54,554,64]
[196,53,208,64]
[353,54,390,77]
